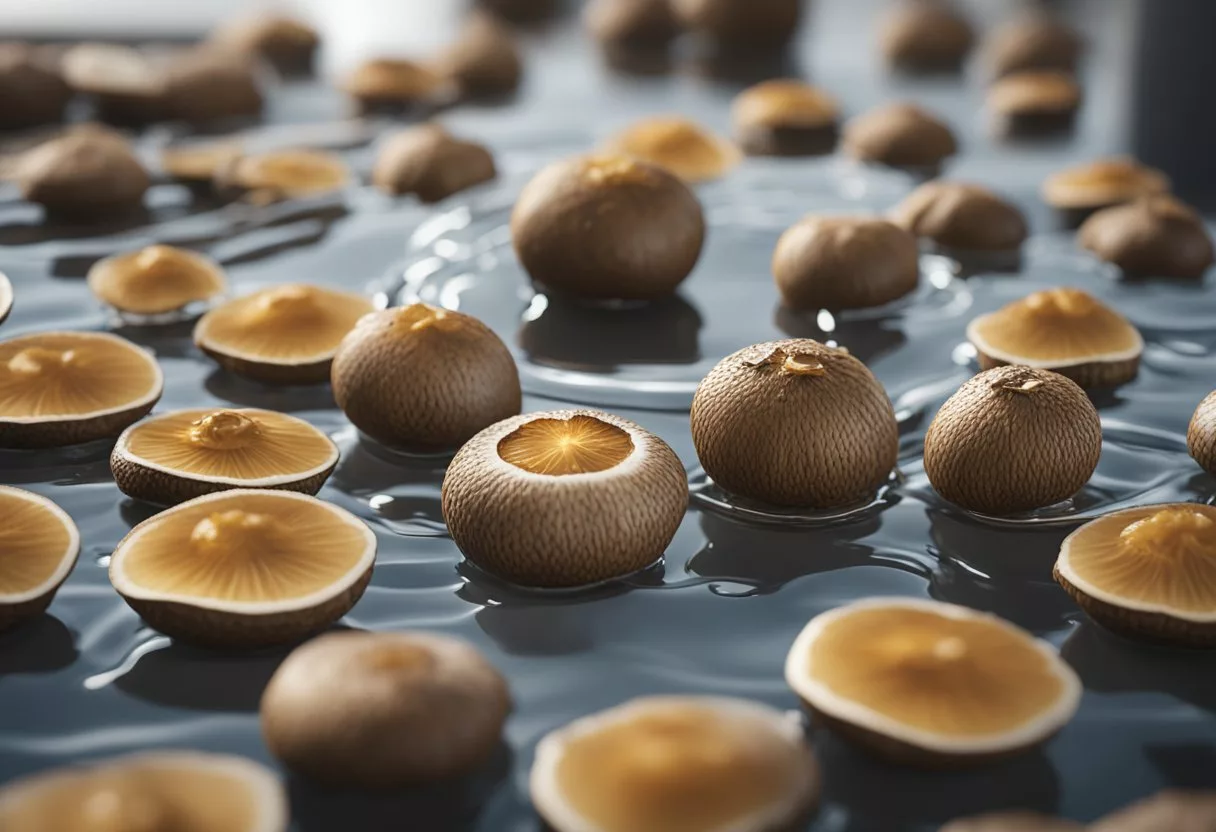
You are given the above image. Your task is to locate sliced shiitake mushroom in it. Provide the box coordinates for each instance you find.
[87,244,227,317]
[0,486,79,632]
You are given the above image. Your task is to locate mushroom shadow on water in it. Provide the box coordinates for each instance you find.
[111,319,200,360]
[0,442,114,485]
[518,293,703,372]
[1142,743,1216,790]
[204,369,337,413]
[0,206,152,247]
[0,614,77,675]
[927,509,1078,635]
[774,305,908,367]
[688,510,899,595]
[816,730,1063,829]
[1060,621,1216,715]
[327,433,449,498]
[120,498,163,529]
[114,641,293,712]
[680,44,803,89]
[288,741,513,832]
[948,248,1025,279]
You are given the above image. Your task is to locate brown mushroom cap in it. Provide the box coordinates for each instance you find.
[1078,196,1215,279]
[842,102,957,169]
[442,409,688,587]
[1089,790,1216,832]
[0,751,288,832]
[59,42,165,99]
[672,0,803,49]
[1054,503,1216,646]
[1189,391,1216,477]
[584,0,681,46]
[879,0,975,73]
[690,339,899,508]
[785,598,1082,764]
[0,331,163,448]
[940,811,1084,832]
[606,116,740,183]
[343,58,448,109]
[733,79,838,131]
[331,303,521,450]
[889,180,1027,252]
[163,50,263,125]
[372,124,497,202]
[111,407,339,506]
[772,216,919,311]
[511,153,705,300]
[966,288,1143,388]
[988,70,1081,116]
[109,489,375,648]
[193,284,374,384]
[923,366,1102,516]
[260,630,510,787]
[88,245,228,316]
[216,149,352,202]
[435,13,523,97]
[530,696,819,832]
[209,14,319,76]
[1041,158,1169,211]
[984,16,1082,79]
[0,43,71,130]
[17,131,150,219]
[0,486,79,632]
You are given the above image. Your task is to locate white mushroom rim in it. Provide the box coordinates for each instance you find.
[481,410,651,483]
[0,486,80,604]
[0,272,11,320]
[966,315,1144,369]
[529,695,816,832]
[109,489,376,615]
[0,332,163,424]
[1055,503,1216,623]
[112,409,340,487]
[783,597,1083,755]
[193,319,348,367]
[0,750,288,832]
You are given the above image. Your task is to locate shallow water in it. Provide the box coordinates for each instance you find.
[2,1,1216,830]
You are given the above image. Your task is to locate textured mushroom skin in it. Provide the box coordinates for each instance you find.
[18,133,150,220]
[1188,391,1216,476]
[691,339,899,508]
[442,410,689,587]
[975,352,1139,391]
[110,451,337,507]
[923,366,1102,516]
[0,587,64,633]
[0,399,159,449]
[372,126,497,203]
[332,308,521,451]
[1053,563,1216,648]
[737,123,839,158]
[842,103,958,169]
[511,155,705,300]
[890,181,1028,252]
[121,565,373,649]
[260,631,510,787]
[1078,197,1215,279]
[772,216,919,311]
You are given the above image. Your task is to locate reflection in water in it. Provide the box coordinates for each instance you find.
[681,45,802,88]
[519,293,703,372]
[817,730,1062,828]
[288,743,512,832]
[112,319,200,360]
[774,305,908,367]
[0,443,114,485]
[1060,622,1216,714]
[0,615,77,675]
[927,509,1078,634]
[204,370,338,413]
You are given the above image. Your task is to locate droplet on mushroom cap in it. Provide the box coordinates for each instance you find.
[531,695,819,832]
